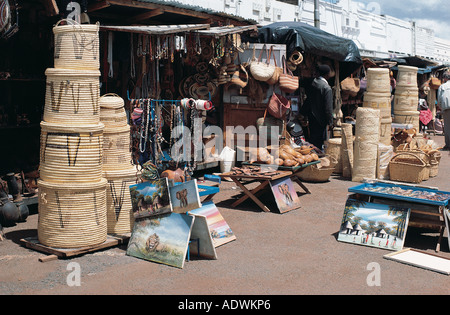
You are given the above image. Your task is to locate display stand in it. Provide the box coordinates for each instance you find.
[20,234,130,262]
[241,161,321,194]
[348,181,450,253]
[219,170,301,213]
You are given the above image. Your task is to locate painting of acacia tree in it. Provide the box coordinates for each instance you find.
[338,199,411,251]
[129,178,172,219]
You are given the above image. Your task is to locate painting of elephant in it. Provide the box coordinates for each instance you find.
[169,179,202,213]
[270,177,301,213]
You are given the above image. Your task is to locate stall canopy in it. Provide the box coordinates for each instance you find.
[256,21,362,80]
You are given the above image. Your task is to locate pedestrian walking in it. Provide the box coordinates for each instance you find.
[437,71,450,150]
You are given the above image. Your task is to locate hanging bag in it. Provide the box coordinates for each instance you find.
[279,55,299,93]
[341,74,360,97]
[249,44,275,82]
[267,92,291,119]
[230,53,249,88]
[266,46,283,85]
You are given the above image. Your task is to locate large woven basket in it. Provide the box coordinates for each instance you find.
[394,86,419,112]
[396,65,418,88]
[38,178,107,249]
[99,94,128,128]
[393,111,420,131]
[363,91,392,119]
[44,68,101,125]
[389,152,428,183]
[53,21,100,70]
[40,121,104,183]
[103,125,133,170]
[366,68,390,93]
[354,107,381,143]
[325,138,342,174]
[103,167,139,234]
[380,117,393,146]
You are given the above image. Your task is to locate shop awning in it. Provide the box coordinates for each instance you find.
[197,25,258,38]
[255,21,363,80]
[99,24,210,35]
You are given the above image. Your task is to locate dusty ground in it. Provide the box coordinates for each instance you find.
[1,134,449,296]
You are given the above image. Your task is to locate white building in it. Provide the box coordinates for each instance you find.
[172,0,450,64]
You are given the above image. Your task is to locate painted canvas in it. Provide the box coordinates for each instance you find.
[129,178,172,219]
[169,179,202,214]
[126,213,194,269]
[337,199,411,251]
[269,177,301,213]
[189,201,236,247]
[189,214,218,260]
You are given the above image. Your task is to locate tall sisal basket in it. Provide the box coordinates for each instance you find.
[352,107,380,182]
[99,94,128,128]
[44,68,101,125]
[103,167,139,234]
[38,178,108,248]
[40,121,104,183]
[53,21,100,70]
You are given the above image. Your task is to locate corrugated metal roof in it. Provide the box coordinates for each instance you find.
[100,24,210,35]
[135,0,257,24]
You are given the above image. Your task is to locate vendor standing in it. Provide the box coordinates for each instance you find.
[300,65,334,150]
[437,71,450,150]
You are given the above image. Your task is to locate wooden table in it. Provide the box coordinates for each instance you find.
[219,170,294,213]
[241,161,321,194]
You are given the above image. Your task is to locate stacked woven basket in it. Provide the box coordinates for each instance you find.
[99,94,138,235]
[393,66,420,131]
[38,21,107,249]
[362,68,392,146]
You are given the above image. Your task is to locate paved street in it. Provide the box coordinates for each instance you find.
[1,134,449,296]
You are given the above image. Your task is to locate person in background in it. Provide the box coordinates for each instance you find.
[437,71,450,150]
[300,64,334,150]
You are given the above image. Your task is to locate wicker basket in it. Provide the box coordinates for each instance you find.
[40,121,104,183]
[389,152,428,183]
[365,68,391,93]
[44,68,101,125]
[103,125,133,170]
[394,86,419,112]
[37,178,107,249]
[53,20,100,70]
[99,94,128,128]
[325,138,342,174]
[363,91,392,118]
[297,155,337,183]
[103,167,139,234]
[396,65,418,88]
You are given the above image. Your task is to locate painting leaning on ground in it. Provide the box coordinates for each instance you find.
[337,199,411,251]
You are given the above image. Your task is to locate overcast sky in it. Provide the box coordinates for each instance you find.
[353,0,450,41]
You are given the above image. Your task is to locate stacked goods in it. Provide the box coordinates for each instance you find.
[99,94,138,234]
[53,21,100,70]
[352,107,380,182]
[341,123,354,178]
[363,68,392,145]
[251,145,320,167]
[325,138,342,174]
[394,66,420,131]
[38,21,107,249]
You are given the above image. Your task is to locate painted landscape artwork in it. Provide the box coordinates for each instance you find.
[338,199,411,251]
[126,213,194,269]
[129,178,172,219]
[189,201,236,247]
